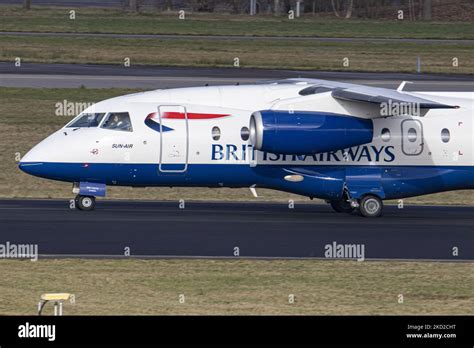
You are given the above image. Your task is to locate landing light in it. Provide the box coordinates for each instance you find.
[284,175,304,183]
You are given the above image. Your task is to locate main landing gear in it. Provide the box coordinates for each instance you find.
[329,194,383,218]
[329,199,355,214]
[358,195,383,218]
[75,195,96,211]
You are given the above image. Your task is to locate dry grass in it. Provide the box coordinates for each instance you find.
[1,6,473,39]
[1,35,472,74]
[0,259,472,315]
[1,6,472,73]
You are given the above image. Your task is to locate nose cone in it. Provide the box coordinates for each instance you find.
[19,162,43,175]
[18,130,64,178]
[19,147,47,177]
[19,128,100,181]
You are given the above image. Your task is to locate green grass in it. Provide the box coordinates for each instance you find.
[0,86,472,205]
[1,6,473,39]
[1,34,472,73]
[0,259,472,315]
[1,6,472,73]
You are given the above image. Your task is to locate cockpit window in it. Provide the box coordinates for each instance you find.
[67,113,106,128]
[101,112,133,132]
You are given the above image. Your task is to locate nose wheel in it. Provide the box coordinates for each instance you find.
[75,195,96,211]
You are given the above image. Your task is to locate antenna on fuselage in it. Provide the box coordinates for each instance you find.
[249,185,258,198]
[397,81,413,92]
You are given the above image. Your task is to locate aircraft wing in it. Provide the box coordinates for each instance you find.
[330,87,458,109]
[271,78,459,116]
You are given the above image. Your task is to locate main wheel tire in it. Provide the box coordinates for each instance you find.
[359,195,383,218]
[330,199,355,214]
[75,195,96,211]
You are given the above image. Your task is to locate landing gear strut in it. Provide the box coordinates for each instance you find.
[329,199,355,214]
[359,195,383,218]
[75,195,96,211]
[329,185,355,214]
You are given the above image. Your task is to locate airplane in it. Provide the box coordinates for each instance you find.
[18,78,473,217]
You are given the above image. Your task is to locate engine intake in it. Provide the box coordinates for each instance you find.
[249,110,373,155]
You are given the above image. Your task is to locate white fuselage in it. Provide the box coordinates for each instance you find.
[19,82,474,201]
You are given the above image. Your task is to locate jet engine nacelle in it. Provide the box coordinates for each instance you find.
[249,110,374,155]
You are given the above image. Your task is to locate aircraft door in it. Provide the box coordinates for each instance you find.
[401,119,423,156]
[158,105,189,173]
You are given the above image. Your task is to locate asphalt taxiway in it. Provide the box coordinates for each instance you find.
[0,199,472,261]
[1,63,473,89]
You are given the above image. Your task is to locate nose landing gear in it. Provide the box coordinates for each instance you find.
[72,182,105,211]
[75,195,96,211]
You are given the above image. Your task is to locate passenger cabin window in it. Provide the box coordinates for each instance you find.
[380,128,391,142]
[212,126,221,140]
[101,112,133,132]
[441,128,450,143]
[67,113,106,128]
[407,128,417,142]
[241,126,250,141]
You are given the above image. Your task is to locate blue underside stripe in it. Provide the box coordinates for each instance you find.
[18,162,474,200]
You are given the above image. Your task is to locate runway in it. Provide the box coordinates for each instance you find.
[1,63,473,89]
[0,199,472,261]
